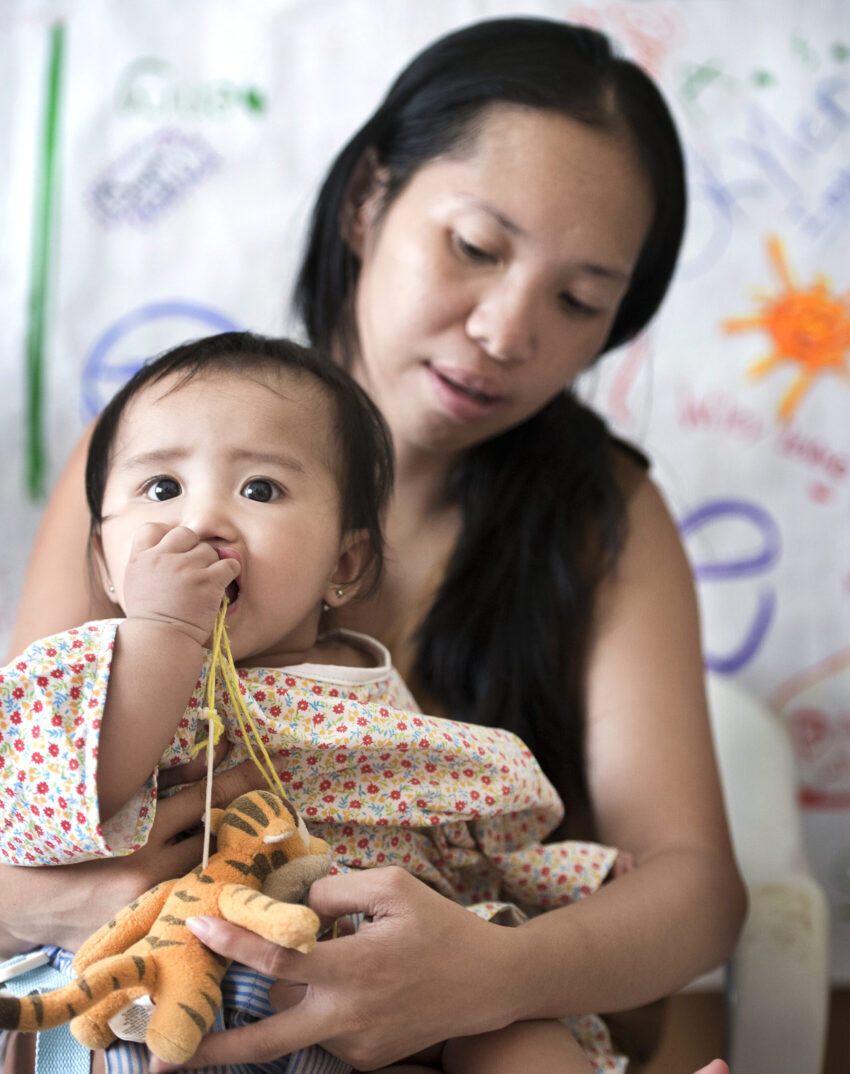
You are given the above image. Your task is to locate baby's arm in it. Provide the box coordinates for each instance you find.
[96,522,240,821]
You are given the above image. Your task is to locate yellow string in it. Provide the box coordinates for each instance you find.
[199,598,289,802]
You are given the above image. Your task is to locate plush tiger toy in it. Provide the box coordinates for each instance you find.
[0,789,331,1063]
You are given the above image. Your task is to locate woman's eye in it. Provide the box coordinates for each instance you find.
[144,477,181,501]
[559,292,599,317]
[242,479,280,503]
[454,234,497,264]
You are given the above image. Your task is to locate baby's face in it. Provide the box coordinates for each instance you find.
[97,366,355,665]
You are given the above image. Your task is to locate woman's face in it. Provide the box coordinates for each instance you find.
[349,104,654,463]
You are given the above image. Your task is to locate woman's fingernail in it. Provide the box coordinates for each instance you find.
[185,915,213,939]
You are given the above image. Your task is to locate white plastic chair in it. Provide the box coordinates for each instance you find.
[695,671,831,1073]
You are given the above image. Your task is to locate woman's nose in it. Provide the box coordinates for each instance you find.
[466,278,537,363]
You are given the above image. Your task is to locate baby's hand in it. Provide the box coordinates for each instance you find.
[121,523,241,646]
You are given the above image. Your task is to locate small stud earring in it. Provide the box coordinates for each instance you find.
[335,587,345,599]
[321,601,330,613]
[108,584,115,594]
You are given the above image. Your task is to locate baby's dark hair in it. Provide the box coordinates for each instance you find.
[85,332,394,592]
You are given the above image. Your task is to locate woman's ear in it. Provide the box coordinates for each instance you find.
[323,529,374,608]
[339,147,389,258]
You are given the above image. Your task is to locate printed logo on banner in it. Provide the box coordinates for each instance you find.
[114,57,266,120]
[724,236,850,422]
[81,301,240,419]
[87,128,221,228]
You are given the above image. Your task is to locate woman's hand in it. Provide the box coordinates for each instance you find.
[0,761,266,956]
[146,867,522,1072]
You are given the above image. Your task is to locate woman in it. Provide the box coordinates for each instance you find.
[2,17,746,1072]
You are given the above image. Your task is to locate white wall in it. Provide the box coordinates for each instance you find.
[3,0,849,979]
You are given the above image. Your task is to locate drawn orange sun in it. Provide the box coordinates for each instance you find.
[723,236,850,422]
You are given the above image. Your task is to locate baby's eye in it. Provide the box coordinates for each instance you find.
[241,479,281,503]
[144,477,181,501]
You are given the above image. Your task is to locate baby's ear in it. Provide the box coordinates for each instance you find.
[324,529,373,609]
[90,531,118,605]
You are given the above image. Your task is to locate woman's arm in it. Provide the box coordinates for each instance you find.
[7,425,114,660]
[142,473,746,1071]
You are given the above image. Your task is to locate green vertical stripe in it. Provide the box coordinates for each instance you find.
[25,22,65,499]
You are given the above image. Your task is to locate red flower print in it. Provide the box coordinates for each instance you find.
[397,721,407,731]
[297,700,308,711]
[15,662,27,672]
[10,713,21,725]
[413,717,423,727]
[344,780,355,791]
[254,691,266,702]
[31,752,43,764]
[362,735,373,746]
[305,806,317,817]
[322,794,335,803]
[270,706,281,718]
[329,689,338,697]
[367,784,379,794]
[48,743,59,757]
[265,675,275,686]
[418,738,430,749]
[333,704,344,714]
[285,677,296,686]
[312,685,322,695]
[44,806,53,818]
[455,801,466,812]
[350,800,361,809]
[357,837,368,849]
[37,782,48,794]
[357,716,368,727]
[312,714,324,726]
[390,790,401,800]
[61,820,71,832]
[12,688,23,700]
[69,758,79,770]
[13,740,24,752]
[74,737,84,750]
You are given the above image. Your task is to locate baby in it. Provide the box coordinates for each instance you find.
[1,332,631,1074]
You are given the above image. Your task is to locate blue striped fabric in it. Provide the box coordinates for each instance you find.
[0,948,351,1074]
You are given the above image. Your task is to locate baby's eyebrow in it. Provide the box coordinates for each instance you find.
[117,447,308,474]
[117,448,187,470]
[230,449,307,473]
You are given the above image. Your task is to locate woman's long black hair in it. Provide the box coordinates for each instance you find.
[294,17,686,825]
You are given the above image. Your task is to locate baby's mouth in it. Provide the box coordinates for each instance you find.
[225,579,240,607]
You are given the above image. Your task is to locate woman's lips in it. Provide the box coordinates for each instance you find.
[426,364,503,420]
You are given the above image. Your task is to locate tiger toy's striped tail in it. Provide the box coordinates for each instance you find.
[0,790,331,1064]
